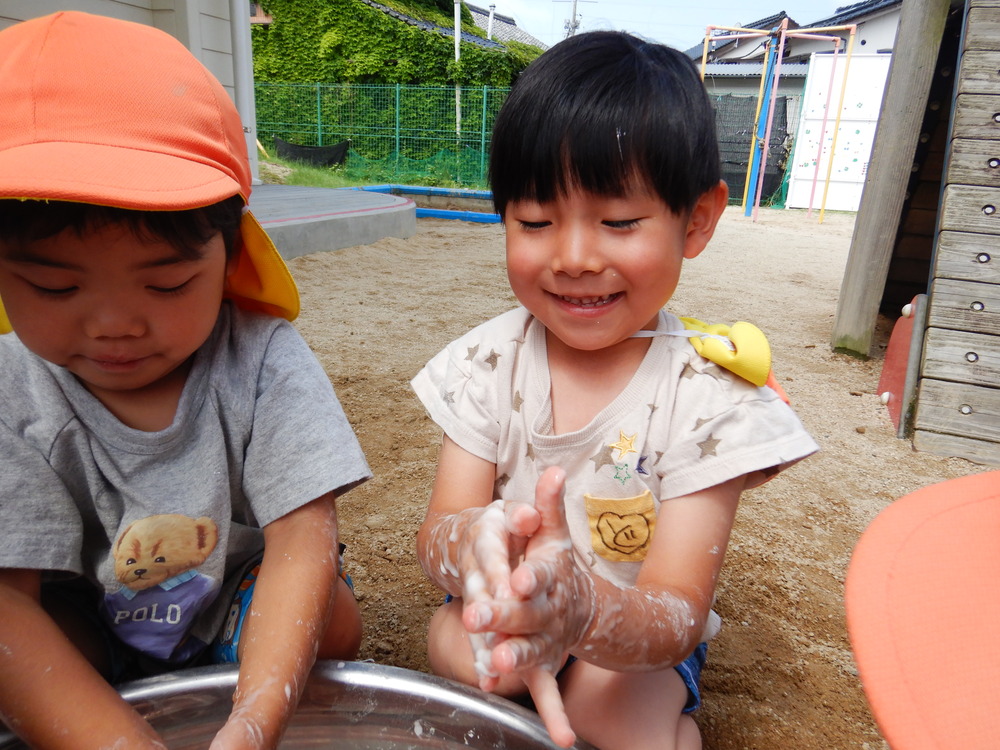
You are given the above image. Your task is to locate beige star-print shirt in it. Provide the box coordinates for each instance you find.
[412,307,818,589]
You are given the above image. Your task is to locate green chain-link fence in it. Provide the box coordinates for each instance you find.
[256,83,798,201]
[256,82,508,188]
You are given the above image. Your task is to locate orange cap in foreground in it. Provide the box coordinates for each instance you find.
[0,11,299,331]
[846,470,1000,749]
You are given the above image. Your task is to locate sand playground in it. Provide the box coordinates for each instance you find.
[285,207,981,749]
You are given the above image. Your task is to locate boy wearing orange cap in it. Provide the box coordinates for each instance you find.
[0,11,369,749]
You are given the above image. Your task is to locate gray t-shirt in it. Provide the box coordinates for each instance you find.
[0,303,370,660]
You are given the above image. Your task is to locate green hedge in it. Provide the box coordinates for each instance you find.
[253,0,541,86]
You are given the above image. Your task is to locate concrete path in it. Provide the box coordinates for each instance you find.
[249,184,416,260]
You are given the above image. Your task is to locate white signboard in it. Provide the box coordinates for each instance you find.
[786,52,892,213]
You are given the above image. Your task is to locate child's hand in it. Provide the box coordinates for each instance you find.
[466,467,595,674]
[208,677,296,750]
[420,492,543,690]
[465,467,596,748]
[209,709,266,750]
[452,499,541,690]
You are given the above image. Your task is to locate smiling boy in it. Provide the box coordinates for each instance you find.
[413,31,818,749]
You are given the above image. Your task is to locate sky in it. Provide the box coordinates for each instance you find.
[487,1,845,51]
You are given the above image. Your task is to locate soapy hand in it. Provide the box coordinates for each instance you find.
[209,715,265,750]
[207,657,305,750]
[464,466,597,748]
[419,496,543,691]
[458,500,526,692]
[207,685,274,750]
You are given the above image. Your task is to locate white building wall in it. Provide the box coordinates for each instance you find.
[713,8,900,62]
[1,1,154,31]
[793,11,899,57]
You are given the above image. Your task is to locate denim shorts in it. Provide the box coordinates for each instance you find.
[676,642,708,713]
[444,594,708,713]
[211,544,352,663]
[559,642,708,713]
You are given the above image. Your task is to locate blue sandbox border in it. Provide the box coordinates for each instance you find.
[354,184,501,223]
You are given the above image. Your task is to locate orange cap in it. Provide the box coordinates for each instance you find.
[0,11,299,331]
[846,470,1000,749]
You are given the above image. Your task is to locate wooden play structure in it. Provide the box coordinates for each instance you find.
[834,0,1000,465]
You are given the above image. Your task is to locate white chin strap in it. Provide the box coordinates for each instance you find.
[631,328,736,352]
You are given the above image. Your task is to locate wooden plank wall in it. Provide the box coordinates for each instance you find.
[914,0,1000,464]
[882,17,962,316]
[830,0,953,356]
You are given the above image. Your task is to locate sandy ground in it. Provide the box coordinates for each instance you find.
[286,207,983,750]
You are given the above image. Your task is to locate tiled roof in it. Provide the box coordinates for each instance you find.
[687,1,901,61]
[808,0,902,28]
[689,10,799,59]
[467,3,548,49]
[700,61,809,78]
[735,11,800,31]
[358,0,506,50]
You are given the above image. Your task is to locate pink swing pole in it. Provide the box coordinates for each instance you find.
[806,36,842,218]
[744,40,773,211]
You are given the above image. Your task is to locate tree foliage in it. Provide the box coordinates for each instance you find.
[253,0,540,86]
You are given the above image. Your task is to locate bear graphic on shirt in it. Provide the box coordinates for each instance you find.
[103,514,220,662]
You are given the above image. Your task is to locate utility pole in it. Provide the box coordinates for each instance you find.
[454,0,461,138]
[565,0,579,36]
[555,0,596,38]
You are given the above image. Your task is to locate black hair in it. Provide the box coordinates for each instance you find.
[489,31,721,218]
[0,195,245,260]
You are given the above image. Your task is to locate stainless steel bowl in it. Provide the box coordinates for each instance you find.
[0,660,596,749]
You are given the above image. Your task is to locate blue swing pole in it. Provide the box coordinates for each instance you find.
[740,40,772,211]
[744,34,778,217]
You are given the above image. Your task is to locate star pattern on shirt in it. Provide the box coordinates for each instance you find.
[513,390,523,413]
[698,434,721,458]
[610,430,638,462]
[694,417,712,430]
[682,363,698,379]
[706,364,733,384]
[636,455,649,475]
[494,473,510,500]
[525,443,535,460]
[465,344,479,362]
[648,403,658,415]
[590,445,616,472]
[614,464,632,484]
[443,390,455,404]
[484,349,500,370]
